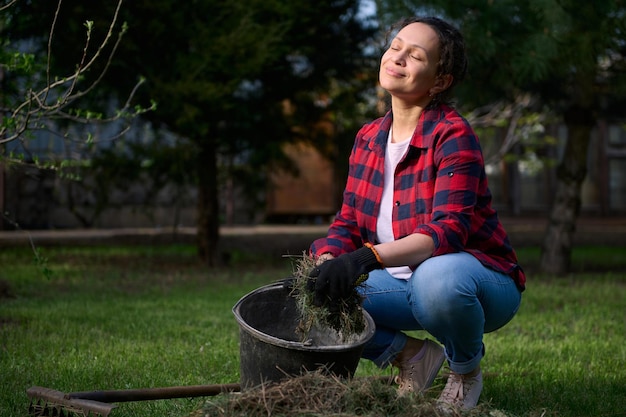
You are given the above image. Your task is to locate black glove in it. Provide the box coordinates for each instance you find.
[308,245,382,307]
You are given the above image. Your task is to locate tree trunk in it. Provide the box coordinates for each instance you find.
[0,163,5,230]
[196,138,220,266]
[539,106,594,275]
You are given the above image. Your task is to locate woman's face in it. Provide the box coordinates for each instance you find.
[379,22,443,104]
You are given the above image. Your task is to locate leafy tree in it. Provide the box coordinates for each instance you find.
[8,0,377,265]
[374,0,626,274]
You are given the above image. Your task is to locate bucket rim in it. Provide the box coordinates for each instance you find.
[232,282,375,353]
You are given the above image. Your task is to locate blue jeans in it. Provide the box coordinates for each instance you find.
[358,252,521,374]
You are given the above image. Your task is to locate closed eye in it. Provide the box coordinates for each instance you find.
[409,49,424,60]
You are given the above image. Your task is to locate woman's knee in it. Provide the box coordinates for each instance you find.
[412,254,477,296]
[409,253,481,320]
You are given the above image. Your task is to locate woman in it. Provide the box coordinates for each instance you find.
[308,16,525,410]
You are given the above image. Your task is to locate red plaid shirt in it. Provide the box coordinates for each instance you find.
[311,105,526,290]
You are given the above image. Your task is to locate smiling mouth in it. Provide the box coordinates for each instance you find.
[384,67,405,78]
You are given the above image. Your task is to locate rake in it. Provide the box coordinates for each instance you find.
[27,382,241,417]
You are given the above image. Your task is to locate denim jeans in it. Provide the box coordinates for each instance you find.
[358,251,522,374]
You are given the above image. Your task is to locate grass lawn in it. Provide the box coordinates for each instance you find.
[1,243,625,417]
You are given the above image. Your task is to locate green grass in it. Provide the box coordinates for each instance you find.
[1,244,625,417]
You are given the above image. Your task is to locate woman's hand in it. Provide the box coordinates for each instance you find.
[307,246,381,307]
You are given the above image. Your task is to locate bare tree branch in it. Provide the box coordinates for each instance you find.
[0,0,153,149]
[464,94,539,166]
[0,0,18,12]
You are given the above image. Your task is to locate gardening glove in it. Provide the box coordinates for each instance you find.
[307,245,382,307]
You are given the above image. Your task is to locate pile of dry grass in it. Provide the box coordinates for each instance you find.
[286,254,366,343]
[195,372,508,417]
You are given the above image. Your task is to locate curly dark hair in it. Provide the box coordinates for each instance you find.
[386,16,468,107]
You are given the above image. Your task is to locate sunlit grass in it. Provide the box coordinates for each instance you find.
[1,244,625,417]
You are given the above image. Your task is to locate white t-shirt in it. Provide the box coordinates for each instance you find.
[377,128,414,279]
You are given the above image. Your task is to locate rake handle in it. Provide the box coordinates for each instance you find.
[67,383,241,403]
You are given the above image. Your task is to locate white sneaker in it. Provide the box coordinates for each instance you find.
[394,339,445,395]
[438,370,483,409]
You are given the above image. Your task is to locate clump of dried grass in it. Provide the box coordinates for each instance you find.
[196,371,506,417]
[286,254,366,343]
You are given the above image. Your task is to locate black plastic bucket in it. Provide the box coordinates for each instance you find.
[232,282,375,389]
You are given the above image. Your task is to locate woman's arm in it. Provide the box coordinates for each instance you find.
[373,232,435,267]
